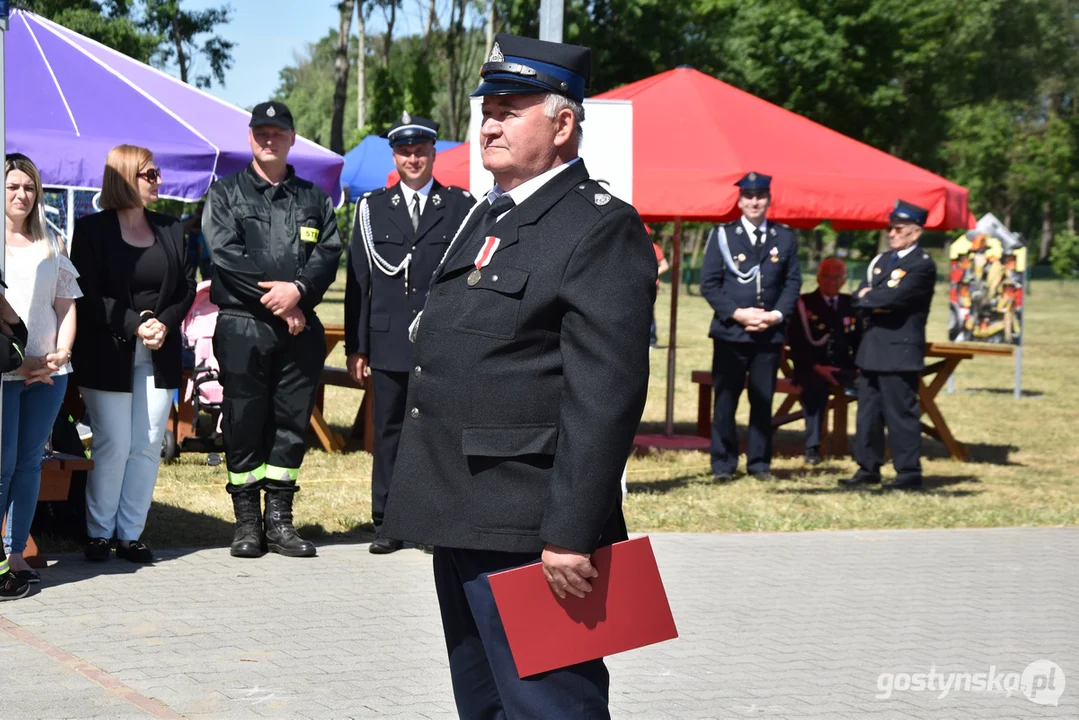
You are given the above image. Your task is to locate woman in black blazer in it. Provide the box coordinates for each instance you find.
[71,145,196,564]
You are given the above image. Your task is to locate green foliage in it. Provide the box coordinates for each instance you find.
[405,47,436,120]
[1049,230,1079,278]
[19,0,159,62]
[141,0,235,88]
[367,64,404,133]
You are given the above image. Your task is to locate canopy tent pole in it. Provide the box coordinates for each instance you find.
[664,218,682,436]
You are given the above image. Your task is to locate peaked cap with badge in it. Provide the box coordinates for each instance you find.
[380,111,440,147]
[472,32,592,103]
[735,171,772,193]
[888,199,929,226]
[249,100,294,131]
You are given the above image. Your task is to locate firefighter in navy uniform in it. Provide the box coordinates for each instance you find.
[344,113,475,554]
[700,173,802,481]
[842,200,936,491]
[204,101,343,558]
[787,257,861,465]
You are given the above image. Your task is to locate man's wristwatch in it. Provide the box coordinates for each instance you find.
[293,280,308,298]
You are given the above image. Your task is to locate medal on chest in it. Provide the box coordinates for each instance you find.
[468,236,501,286]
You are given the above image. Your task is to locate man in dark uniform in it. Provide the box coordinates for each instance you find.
[379,34,655,719]
[842,200,936,491]
[788,257,861,464]
[204,101,343,558]
[344,112,474,554]
[700,173,802,481]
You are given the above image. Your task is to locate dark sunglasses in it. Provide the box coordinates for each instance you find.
[138,168,163,183]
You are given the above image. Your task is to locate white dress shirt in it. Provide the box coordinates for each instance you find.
[487,157,582,220]
[740,216,769,245]
[399,177,435,216]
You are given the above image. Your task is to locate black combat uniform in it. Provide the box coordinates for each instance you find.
[343,114,475,551]
[844,200,936,491]
[204,101,343,557]
[788,288,860,460]
[700,173,802,479]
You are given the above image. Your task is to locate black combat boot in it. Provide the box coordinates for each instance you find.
[230,488,265,558]
[264,487,316,557]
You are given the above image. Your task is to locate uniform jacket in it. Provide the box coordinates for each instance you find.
[853,248,937,373]
[344,180,475,372]
[700,219,802,344]
[1,318,28,374]
[203,164,343,322]
[71,210,196,391]
[380,161,656,554]
[788,289,861,384]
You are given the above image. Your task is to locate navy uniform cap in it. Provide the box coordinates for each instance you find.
[381,112,439,147]
[888,200,929,227]
[735,171,771,193]
[472,33,592,103]
[249,101,294,131]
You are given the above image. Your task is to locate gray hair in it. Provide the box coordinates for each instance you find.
[544,93,584,148]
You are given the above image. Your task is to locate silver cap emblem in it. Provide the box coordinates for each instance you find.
[266,106,276,117]
[402,111,411,124]
[489,42,504,63]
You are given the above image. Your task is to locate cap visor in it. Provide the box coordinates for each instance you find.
[249,118,294,131]
[471,77,551,98]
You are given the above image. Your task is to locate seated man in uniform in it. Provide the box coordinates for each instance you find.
[788,257,861,465]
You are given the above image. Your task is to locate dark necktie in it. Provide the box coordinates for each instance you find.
[753,228,763,246]
[471,194,516,247]
[410,195,421,232]
[886,252,898,271]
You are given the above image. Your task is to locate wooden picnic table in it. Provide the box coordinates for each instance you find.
[692,342,1015,461]
[21,453,94,568]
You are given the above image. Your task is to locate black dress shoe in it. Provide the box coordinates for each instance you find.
[750,472,774,481]
[712,473,734,483]
[840,473,881,487]
[369,538,403,554]
[116,541,154,563]
[85,537,111,562]
[804,447,822,465]
[882,476,923,491]
[14,570,40,584]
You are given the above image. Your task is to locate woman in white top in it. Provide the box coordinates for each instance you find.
[2,154,82,583]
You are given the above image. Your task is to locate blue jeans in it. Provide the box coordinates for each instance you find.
[1,376,69,554]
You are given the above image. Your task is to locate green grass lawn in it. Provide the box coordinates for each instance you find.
[43,272,1079,551]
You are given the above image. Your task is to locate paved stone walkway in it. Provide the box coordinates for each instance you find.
[0,528,1075,719]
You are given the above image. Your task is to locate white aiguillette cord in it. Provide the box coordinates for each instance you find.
[357,197,412,295]
[714,225,762,299]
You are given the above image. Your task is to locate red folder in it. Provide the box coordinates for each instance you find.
[488,536,678,678]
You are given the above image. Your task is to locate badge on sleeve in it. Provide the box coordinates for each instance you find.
[300,227,320,243]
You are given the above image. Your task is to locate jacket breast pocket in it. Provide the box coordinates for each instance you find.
[239,205,270,253]
[453,266,528,340]
[461,424,558,457]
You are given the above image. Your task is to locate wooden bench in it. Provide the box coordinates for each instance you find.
[691,370,852,457]
[20,453,95,569]
[313,366,374,453]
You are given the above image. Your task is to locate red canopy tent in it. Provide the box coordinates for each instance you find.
[389,68,974,437]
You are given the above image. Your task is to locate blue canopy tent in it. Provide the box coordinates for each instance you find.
[341,135,462,199]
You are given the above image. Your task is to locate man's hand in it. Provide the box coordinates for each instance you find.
[732,307,763,329]
[258,281,302,316]
[346,353,369,385]
[281,307,306,336]
[814,364,840,385]
[541,544,598,600]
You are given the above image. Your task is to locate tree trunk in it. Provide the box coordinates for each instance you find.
[330,0,355,155]
[171,17,188,83]
[423,0,437,55]
[1040,200,1053,260]
[357,2,366,130]
[383,1,396,65]
[486,0,496,59]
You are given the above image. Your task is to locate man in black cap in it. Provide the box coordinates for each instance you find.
[700,173,802,481]
[380,33,654,719]
[343,112,474,554]
[842,200,937,491]
[204,100,343,558]
[788,257,861,465]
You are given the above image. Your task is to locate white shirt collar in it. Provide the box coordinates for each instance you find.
[897,243,918,259]
[399,177,435,215]
[740,215,768,242]
[487,157,581,215]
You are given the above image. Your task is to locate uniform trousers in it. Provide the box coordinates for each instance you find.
[799,376,829,452]
[711,341,780,475]
[433,547,610,720]
[853,371,922,480]
[370,368,408,533]
[213,311,324,487]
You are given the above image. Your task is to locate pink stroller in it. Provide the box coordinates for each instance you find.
[162,280,224,462]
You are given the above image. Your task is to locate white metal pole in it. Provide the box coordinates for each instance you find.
[539,0,563,43]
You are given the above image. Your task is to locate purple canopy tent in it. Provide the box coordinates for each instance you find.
[5,9,344,205]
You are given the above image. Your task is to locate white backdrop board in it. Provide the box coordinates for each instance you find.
[468,97,633,203]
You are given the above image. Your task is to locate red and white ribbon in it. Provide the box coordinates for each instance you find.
[473,236,501,269]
